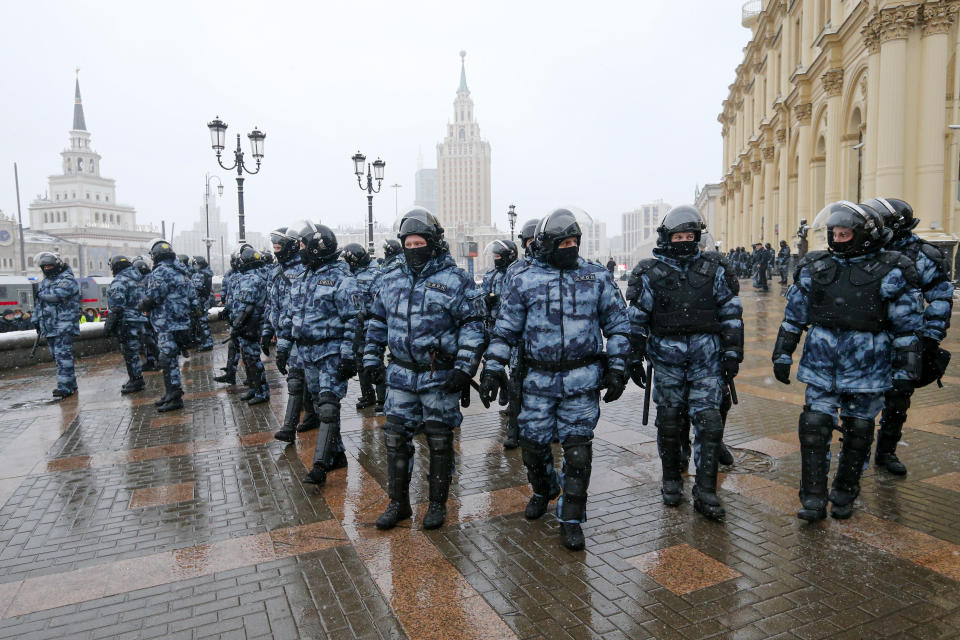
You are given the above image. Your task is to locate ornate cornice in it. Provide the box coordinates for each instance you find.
[922,0,959,36]
[877,4,921,43]
[775,128,787,145]
[821,68,844,98]
[762,146,775,161]
[794,102,812,125]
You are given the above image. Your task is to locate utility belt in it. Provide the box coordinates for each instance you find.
[526,354,602,373]
[391,351,455,377]
[295,336,336,346]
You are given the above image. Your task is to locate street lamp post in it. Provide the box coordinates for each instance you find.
[207,116,265,243]
[507,204,517,238]
[391,183,402,218]
[204,173,224,265]
[352,151,385,255]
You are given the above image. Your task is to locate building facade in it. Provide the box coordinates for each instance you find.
[415,167,438,215]
[622,200,671,265]
[171,190,233,275]
[694,184,723,248]
[436,52,492,229]
[25,74,157,275]
[718,0,960,255]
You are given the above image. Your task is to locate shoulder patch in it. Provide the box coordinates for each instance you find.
[574,273,597,282]
[316,279,336,287]
[424,281,448,293]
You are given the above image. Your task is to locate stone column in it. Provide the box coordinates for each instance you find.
[875,5,920,195]
[822,69,844,203]
[742,170,753,246]
[763,147,776,243]
[916,2,956,230]
[795,102,813,230]
[861,23,881,198]
[752,159,764,241]
[733,180,742,249]
[776,128,790,242]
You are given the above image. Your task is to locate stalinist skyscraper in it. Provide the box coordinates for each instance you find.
[436,51,491,231]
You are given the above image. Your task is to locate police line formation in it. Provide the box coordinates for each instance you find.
[28,197,952,551]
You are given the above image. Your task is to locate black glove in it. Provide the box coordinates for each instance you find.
[444,369,472,394]
[629,357,647,389]
[103,314,119,337]
[363,363,386,385]
[722,356,739,380]
[602,369,627,403]
[337,358,358,381]
[276,349,289,375]
[460,387,471,408]
[260,335,272,356]
[773,361,791,384]
[479,369,507,405]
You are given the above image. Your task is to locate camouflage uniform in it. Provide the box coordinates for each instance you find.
[220,269,242,377]
[191,265,214,349]
[34,267,81,393]
[776,244,791,284]
[106,266,148,382]
[351,261,383,406]
[485,256,629,527]
[232,264,270,403]
[144,260,193,391]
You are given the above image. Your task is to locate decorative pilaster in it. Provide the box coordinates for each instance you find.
[762,146,775,161]
[775,128,786,145]
[876,4,921,42]
[794,102,812,125]
[751,160,762,174]
[821,69,844,97]
[921,0,959,37]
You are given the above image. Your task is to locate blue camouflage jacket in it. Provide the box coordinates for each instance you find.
[481,267,508,322]
[627,249,743,372]
[484,256,630,398]
[364,252,487,392]
[107,267,147,325]
[34,267,80,337]
[222,270,236,311]
[776,251,923,393]
[277,259,360,361]
[891,234,953,342]
[144,260,193,332]
[372,254,403,298]
[354,262,381,317]
[191,266,214,307]
[232,266,269,339]
[262,255,305,339]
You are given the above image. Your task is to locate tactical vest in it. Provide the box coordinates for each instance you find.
[642,255,722,336]
[900,240,950,289]
[806,252,906,332]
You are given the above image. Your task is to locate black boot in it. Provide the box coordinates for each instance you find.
[678,408,692,473]
[422,424,455,530]
[214,369,236,384]
[797,409,832,522]
[520,438,560,520]
[692,410,725,520]
[376,430,414,530]
[155,363,175,406]
[830,416,874,519]
[274,372,304,443]
[503,377,521,449]
[121,377,145,394]
[656,407,685,506]
[718,444,735,466]
[356,367,377,409]
[297,386,319,432]
[327,451,348,470]
[156,365,184,412]
[876,389,909,475]
[558,436,591,551]
[374,382,386,413]
[302,396,339,485]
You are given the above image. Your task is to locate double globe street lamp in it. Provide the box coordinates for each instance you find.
[207,116,265,243]
[508,204,517,238]
[352,151,385,255]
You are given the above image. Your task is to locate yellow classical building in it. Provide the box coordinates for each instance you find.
[718,0,960,257]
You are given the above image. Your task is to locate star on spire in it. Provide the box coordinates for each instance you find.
[73,68,87,131]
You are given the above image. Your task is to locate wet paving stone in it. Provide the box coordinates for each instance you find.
[0,292,957,637]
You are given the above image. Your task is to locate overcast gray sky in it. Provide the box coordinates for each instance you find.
[0,1,749,238]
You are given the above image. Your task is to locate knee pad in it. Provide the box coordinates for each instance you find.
[384,415,407,436]
[798,411,832,448]
[423,421,453,451]
[656,406,684,433]
[384,431,407,452]
[561,435,592,472]
[884,391,911,420]
[286,368,304,394]
[692,409,723,442]
[317,402,339,424]
[841,417,874,452]
[520,438,552,467]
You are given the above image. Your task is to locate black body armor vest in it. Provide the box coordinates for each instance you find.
[640,254,722,336]
[806,252,909,332]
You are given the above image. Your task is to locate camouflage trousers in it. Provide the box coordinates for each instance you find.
[383,387,462,434]
[196,314,213,349]
[47,334,77,392]
[157,331,182,388]
[805,385,884,423]
[118,324,144,379]
[652,362,725,418]
[237,336,268,399]
[519,391,599,446]
[299,347,348,400]
[140,324,159,366]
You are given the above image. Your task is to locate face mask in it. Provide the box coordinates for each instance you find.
[669,241,699,258]
[404,246,433,275]
[550,246,579,269]
[494,256,508,270]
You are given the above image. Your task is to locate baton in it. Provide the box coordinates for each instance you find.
[29,333,41,358]
[468,378,492,409]
[641,361,654,425]
[728,377,739,405]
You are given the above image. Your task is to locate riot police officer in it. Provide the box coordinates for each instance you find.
[480,208,630,550]
[232,245,270,405]
[140,239,194,412]
[626,206,743,521]
[364,209,487,531]
[776,240,791,284]
[277,222,361,485]
[481,240,517,325]
[132,256,160,371]
[863,197,954,475]
[265,226,319,442]
[342,243,384,410]
[773,201,922,521]
[190,256,214,351]
[33,252,81,398]
[104,255,148,393]
[215,253,244,385]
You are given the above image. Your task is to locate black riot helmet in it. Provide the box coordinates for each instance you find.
[656,206,706,258]
[518,218,540,250]
[191,255,208,269]
[262,250,274,265]
[823,200,888,257]
[297,221,339,267]
[149,238,176,262]
[341,243,371,271]
[177,254,190,267]
[863,197,917,241]
[534,209,582,265]
[238,245,266,270]
[270,226,299,263]
[36,252,65,277]
[397,208,444,249]
[488,239,517,270]
[229,252,240,271]
[132,255,150,275]
[109,255,132,276]
[382,238,402,259]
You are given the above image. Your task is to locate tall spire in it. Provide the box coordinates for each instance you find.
[458,50,469,93]
[73,68,87,131]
